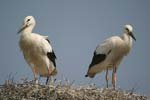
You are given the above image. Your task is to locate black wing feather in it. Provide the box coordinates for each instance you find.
[45,38,57,67]
[47,51,56,67]
[46,38,50,44]
[89,49,112,68]
[89,51,106,68]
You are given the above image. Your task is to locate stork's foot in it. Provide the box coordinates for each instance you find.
[35,78,39,84]
[46,76,56,85]
[29,78,39,85]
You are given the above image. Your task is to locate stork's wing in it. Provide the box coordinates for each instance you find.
[42,35,51,43]
[89,53,106,68]
[47,51,56,67]
[33,33,57,67]
[42,35,49,39]
[44,37,57,67]
[89,39,112,68]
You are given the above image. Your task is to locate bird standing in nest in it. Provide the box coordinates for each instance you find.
[18,16,57,84]
[85,25,136,89]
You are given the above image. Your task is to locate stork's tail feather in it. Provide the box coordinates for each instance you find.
[51,68,57,76]
[85,74,88,77]
[85,73,95,78]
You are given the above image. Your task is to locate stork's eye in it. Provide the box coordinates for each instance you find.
[27,19,30,22]
[125,28,129,32]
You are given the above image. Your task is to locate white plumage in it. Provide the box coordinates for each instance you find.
[18,16,57,84]
[85,25,136,88]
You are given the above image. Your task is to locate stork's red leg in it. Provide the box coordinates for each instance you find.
[46,68,51,85]
[105,67,109,88]
[31,67,38,84]
[48,68,51,76]
[32,67,37,80]
[112,67,117,89]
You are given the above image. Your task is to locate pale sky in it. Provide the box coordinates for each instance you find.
[0,0,149,95]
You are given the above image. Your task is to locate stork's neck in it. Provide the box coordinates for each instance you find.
[122,33,131,41]
[22,26,34,34]
[121,33,133,49]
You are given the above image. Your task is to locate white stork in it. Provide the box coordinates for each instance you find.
[18,16,57,84]
[85,25,136,89]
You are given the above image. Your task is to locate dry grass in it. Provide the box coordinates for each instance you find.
[0,79,149,100]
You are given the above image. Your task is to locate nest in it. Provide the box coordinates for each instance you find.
[0,79,148,100]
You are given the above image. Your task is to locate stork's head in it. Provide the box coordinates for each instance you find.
[18,16,36,33]
[124,24,136,41]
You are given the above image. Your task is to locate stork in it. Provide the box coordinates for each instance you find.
[18,16,57,84]
[85,25,136,89]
